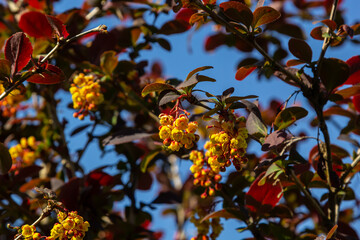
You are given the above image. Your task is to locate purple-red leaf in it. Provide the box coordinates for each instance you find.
[252,6,281,29]
[27,64,65,84]
[288,38,312,63]
[45,15,69,39]
[310,26,326,40]
[235,65,257,81]
[19,11,53,38]
[219,1,253,28]
[245,172,283,213]
[320,58,350,91]
[286,59,307,67]
[204,33,227,51]
[5,32,33,75]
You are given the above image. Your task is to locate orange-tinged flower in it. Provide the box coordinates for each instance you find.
[21,224,36,238]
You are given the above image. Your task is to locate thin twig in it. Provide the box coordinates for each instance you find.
[340,149,360,186]
[289,169,328,221]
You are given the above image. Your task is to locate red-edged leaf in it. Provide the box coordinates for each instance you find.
[45,15,69,39]
[334,85,360,98]
[286,59,307,67]
[288,38,312,63]
[205,33,227,51]
[310,26,326,40]
[27,64,65,84]
[344,56,360,85]
[320,58,350,91]
[219,1,253,28]
[252,6,281,29]
[245,172,283,213]
[274,106,308,130]
[5,32,33,75]
[235,65,257,81]
[18,11,53,38]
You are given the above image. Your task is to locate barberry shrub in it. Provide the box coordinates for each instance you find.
[0,0,360,240]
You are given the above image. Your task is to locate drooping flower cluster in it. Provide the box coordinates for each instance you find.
[189,115,248,198]
[9,136,40,168]
[189,208,223,240]
[49,211,90,240]
[0,85,25,117]
[158,113,199,151]
[70,73,104,120]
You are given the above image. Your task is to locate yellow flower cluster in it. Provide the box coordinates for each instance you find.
[189,115,248,198]
[9,136,39,168]
[48,211,90,240]
[190,208,223,240]
[70,73,104,120]
[0,85,25,117]
[205,116,248,173]
[158,113,199,151]
[20,225,41,240]
[189,150,221,198]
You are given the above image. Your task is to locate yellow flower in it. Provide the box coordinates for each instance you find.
[174,115,188,130]
[187,121,198,133]
[171,128,184,142]
[21,225,36,238]
[159,114,174,126]
[159,126,172,140]
[169,141,181,151]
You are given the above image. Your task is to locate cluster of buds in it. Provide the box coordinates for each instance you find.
[9,136,40,168]
[70,73,104,120]
[189,150,222,198]
[158,113,199,151]
[205,115,248,173]
[0,85,25,117]
[189,209,223,240]
[49,211,90,240]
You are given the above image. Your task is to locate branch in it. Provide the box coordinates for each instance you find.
[289,169,328,222]
[340,149,360,186]
[191,0,303,88]
[316,0,339,75]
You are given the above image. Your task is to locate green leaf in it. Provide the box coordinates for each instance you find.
[141,83,176,97]
[140,149,161,173]
[288,38,312,63]
[186,66,213,81]
[219,1,253,28]
[0,142,12,174]
[259,162,284,185]
[320,58,350,92]
[274,107,308,130]
[252,6,281,29]
[235,65,257,81]
[246,111,267,141]
[100,50,118,76]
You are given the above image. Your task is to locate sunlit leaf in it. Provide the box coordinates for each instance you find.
[100,50,118,76]
[286,59,307,67]
[235,65,257,81]
[46,15,69,39]
[186,66,213,81]
[246,111,267,141]
[141,83,176,97]
[344,55,360,85]
[140,149,161,173]
[334,85,360,98]
[274,107,308,130]
[27,64,65,84]
[18,11,53,38]
[252,6,281,29]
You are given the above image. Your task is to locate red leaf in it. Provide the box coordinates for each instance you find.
[245,172,283,213]
[344,56,360,85]
[27,64,65,84]
[219,1,253,28]
[175,8,197,24]
[4,32,33,75]
[205,33,227,51]
[19,11,53,38]
[27,0,46,9]
[46,15,69,39]
[235,65,257,81]
[86,171,114,186]
[353,95,360,112]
